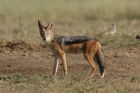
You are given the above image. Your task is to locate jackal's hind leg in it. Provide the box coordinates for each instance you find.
[84,54,97,77]
[90,60,97,77]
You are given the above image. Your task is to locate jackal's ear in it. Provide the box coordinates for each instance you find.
[48,22,53,30]
[38,20,43,28]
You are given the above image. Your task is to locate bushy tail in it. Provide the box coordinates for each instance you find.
[96,47,106,78]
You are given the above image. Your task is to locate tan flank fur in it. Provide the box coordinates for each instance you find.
[38,20,106,78]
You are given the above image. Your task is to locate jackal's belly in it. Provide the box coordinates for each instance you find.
[65,48,83,54]
[62,42,85,54]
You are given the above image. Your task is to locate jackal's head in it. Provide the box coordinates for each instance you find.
[38,20,54,44]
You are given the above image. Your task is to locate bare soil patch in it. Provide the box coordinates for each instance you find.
[0,41,140,78]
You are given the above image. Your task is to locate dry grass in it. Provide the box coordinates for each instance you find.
[0,74,140,93]
[0,0,140,47]
[0,0,140,93]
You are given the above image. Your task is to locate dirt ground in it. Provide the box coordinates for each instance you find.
[0,41,140,78]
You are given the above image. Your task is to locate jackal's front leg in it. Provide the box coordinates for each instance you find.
[53,53,59,75]
[59,51,67,76]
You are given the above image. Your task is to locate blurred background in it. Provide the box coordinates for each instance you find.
[0,0,140,46]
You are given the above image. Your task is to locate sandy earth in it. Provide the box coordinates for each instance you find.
[0,41,140,78]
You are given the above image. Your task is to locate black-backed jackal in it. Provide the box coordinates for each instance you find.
[38,20,106,78]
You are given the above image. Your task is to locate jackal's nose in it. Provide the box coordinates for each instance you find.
[43,38,46,41]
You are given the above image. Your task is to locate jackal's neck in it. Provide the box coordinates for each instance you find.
[52,34,64,44]
[53,34,62,40]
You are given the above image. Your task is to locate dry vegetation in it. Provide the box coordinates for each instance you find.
[0,74,140,93]
[0,0,139,46]
[0,0,140,93]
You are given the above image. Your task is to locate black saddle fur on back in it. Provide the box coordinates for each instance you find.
[54,35,98,45]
